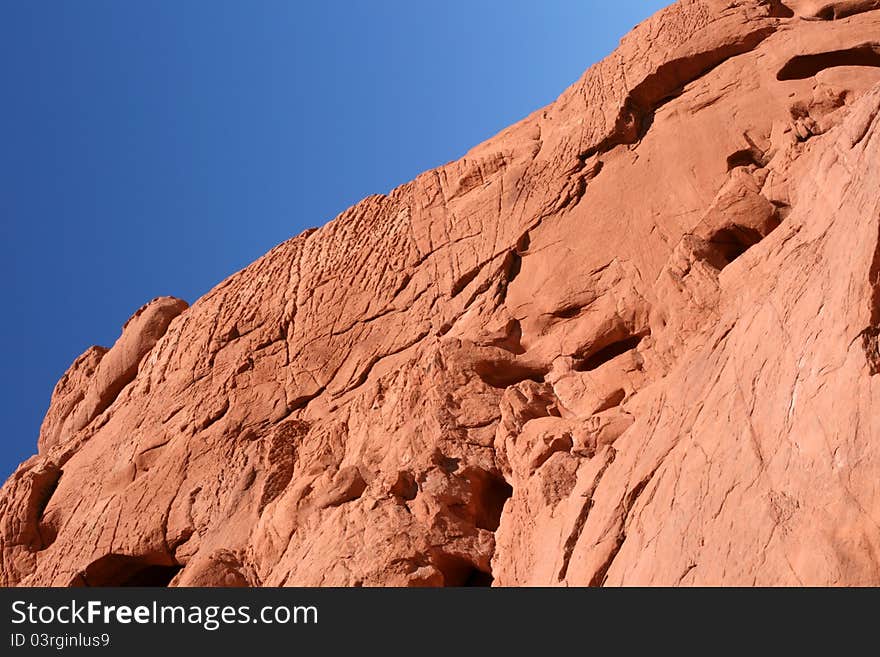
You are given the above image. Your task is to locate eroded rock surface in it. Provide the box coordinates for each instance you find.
[3,0,880,586]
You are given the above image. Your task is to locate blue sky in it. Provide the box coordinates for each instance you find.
[0,1,669,480]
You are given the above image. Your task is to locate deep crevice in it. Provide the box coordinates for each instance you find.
[197,397,230,431]
[588,533,625,587]
[505,250,523,284]
[777,46,880,81]
[287,386,326,412]
[868,223,880,326]
[495,241,528,306]
[33,468,61,522]
[557,448,617,582]
[451,265,484,298]
[589,468,658,586]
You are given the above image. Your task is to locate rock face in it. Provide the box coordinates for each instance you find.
[3,0,880,586]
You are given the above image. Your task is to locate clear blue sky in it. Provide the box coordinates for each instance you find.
[0,1,669,480]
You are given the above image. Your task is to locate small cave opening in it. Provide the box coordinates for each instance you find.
[33,470,61,519]
[468,469,514,532]
[809,2,880,20]
[390,470,419,501]
[766,0,795,18]
[618,97,656,144]
[462,569,495,587]
[77,554,182,587]
[432,554,495,588]
[813,4,838,19]
[574,334,646,372]
[505,250,523,284]
[31,466,62,551]
[553,304,585,320]
[702,223,776,270]
[473,359,547,389]
[428,469,513,588]
[726,148,766,171]
[777,46,880,81]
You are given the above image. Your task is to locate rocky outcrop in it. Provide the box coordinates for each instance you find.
[38,297,189,454]
[2,0,880,586]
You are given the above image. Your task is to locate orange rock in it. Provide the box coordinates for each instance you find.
[3,0,880,586]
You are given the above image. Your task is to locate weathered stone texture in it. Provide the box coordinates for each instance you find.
[3,1,880,586]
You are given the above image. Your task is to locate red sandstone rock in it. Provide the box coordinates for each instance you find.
[3,0,880,586]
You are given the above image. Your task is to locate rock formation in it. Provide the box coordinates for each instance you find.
[3,0,880,586]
